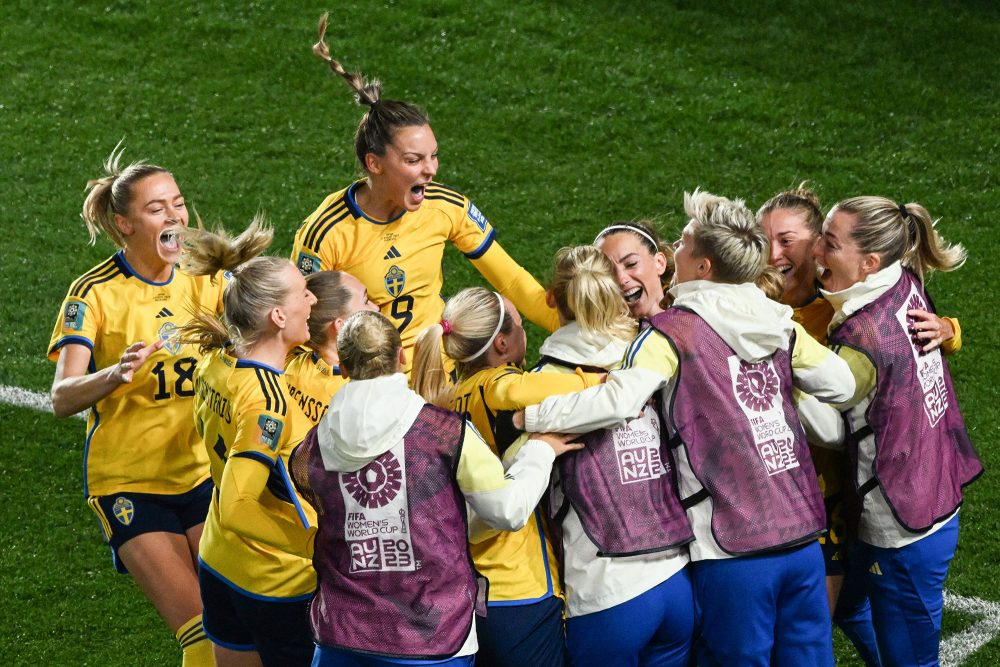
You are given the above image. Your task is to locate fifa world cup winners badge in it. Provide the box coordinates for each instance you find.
[341,442,416,573]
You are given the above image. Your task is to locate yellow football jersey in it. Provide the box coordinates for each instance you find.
[291,180,559,370]
[47,251,225,497]
[284,348,348,426]
[453,364,600,603]
[194,350,317,599]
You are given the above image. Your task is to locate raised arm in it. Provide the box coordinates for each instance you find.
[471,242,560,332]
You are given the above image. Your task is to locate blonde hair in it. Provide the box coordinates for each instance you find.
[176,217,290,357]
[550,246,636,341]
[757,182,824,238]
[595,219,675,289]
[81,141,171,247]
[338,311,402,380]
[684,189,769,284]
[312,13,429,174]
[412,288,512,408]
[304,271,354,351]
[830,196,967,284]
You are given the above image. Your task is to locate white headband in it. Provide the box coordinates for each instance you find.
[594,224,659,252]
[458,292,506,363]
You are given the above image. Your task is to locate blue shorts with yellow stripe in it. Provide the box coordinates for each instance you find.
[88,478,213,574]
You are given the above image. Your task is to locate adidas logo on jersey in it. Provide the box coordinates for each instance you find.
[156,308,174,318]
[869,562,883,576]
[384,245,402,260]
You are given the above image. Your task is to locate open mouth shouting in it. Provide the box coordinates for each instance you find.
[623,285,643,305]
[409,183,427,206]
[159,228,180,253]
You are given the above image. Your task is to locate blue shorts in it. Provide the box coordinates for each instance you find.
[88,478,213,574]
[199,563,314,666]
[475,595,565,667]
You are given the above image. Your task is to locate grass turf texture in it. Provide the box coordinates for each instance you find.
[1,0,998,664]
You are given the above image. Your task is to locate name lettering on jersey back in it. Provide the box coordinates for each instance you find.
[287,383,329,424]
[728,357,799,476]
[195,376,233,424]
[898,289,949,427]
[341,442,416,573]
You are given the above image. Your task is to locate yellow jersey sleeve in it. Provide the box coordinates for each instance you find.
[456,425,510,493]
[471,242,560,333]
[941,317,961,355]
[48,260,110,359]
[620,326,679,378]
[484,365,602,410]
[830,344,877,410]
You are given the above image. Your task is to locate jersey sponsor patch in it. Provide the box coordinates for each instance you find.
[257,415,284,451]
[112,496,135,526]
[467,201,489,232]
[157,321,182,355]
[384,265,406,298]
[63,301,86,331]
[296,252,321,275]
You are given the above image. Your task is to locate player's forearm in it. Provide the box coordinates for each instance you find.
[51,367,122,418]
[463,440,555,532]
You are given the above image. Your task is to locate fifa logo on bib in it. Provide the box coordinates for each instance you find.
[729,357,799,475]
[112,497,135,526]
[613,406,665,484]
[341,445,416,573]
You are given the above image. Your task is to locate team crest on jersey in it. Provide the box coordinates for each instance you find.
[257,415,284,451]
[384,265,406,298]
[63,301,86,331]
[296,252,321,275]
[467,201,489,232]
[112,497,135,526]
[157,321,182,355]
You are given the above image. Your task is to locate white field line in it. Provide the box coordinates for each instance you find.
[0,386,998,663]
[941,590,1000,667]
[0,384,86,420]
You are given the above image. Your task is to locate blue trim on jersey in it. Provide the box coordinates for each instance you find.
[623,326,655,369]
[49,335,95,357]
[82,405,101,497]
[116,250,174,286]
[488,509,556,607]
[234,359,284,374]
[198,558,315,602]
[276,458,311,529]
[346,181,405,225]
[464,229,496,260]
[231,450,276,468]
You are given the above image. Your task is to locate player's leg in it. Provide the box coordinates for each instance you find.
[770,541,834,667]
[834,540,882,667]
[860,515,959,666]
[565,570,694,667]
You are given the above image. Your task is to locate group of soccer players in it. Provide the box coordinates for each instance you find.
[49,15,981,667]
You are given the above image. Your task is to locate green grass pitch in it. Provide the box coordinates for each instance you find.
[1,1,998,664]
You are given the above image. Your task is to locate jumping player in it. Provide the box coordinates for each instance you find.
[291,16,558,370]
[48,144,222,666]
[178,219,319,666]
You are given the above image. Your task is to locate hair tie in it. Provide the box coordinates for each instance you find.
[440,319,453,335]
[594,224,659,253]
[457,292,505,363]
[898,203,910,219]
